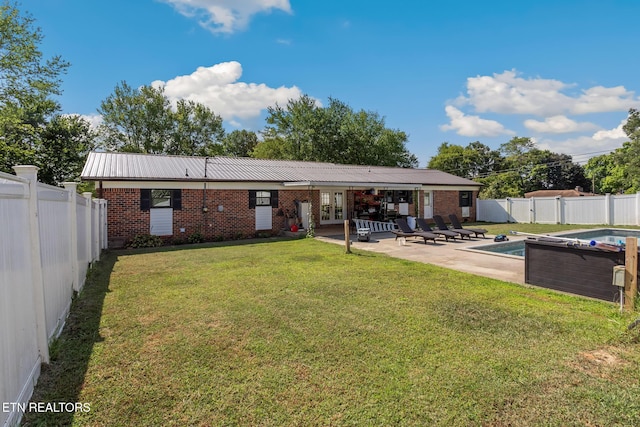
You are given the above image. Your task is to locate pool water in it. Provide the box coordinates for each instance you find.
[469,228,640,258]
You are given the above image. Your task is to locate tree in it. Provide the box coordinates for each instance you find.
[581,109,640,194]
[37,115,96,185]
[0,1,70,174]
[427,141,501,178]
[476,171,523,199]
[97,82,225,155]
[256,95,418,167]
[221,130,258,157]
[169,99,225,156]
[426,143,466,175]
[618,108,640,192]
[584,154,625,194]
[496,137,588,195]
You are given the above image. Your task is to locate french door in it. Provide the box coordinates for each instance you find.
[320,191,344,224]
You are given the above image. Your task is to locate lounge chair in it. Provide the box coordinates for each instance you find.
[393,218,438,244]
[432,215,474,239]
[448,214,487,238]
[415,218,458,241]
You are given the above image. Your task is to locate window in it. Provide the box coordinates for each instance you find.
[151,190,171,207]
[249,190,278,208]
[256,191,272,206]
[140,189,182,210]
[459,191,473,207]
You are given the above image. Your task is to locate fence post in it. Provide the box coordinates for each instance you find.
[605,193,612,225]
[13,165,50,364]
[529,197,535,223]
[625,237,638,311]
[64,183,81,292]
[636,192,640,226]
[92,199,101,261]
[555,196,562,224]
[83,192,93,263]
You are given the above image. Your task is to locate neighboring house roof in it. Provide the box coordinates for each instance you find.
[81,152,481,188]
[524,189,595,198]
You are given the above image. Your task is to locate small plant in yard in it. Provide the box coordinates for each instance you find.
[187,231,204,244]
[129,233,163,248]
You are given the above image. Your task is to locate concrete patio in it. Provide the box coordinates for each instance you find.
[315,228,528,284]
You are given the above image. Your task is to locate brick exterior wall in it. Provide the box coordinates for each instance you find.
[431,190,478,222]
[102,187,477,246]
[102,187,320,245]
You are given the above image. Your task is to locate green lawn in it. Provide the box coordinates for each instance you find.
[24,235,640,426]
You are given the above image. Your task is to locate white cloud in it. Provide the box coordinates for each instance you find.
[152,61,304,125]
[523,115,598,134]
[162,0,292,34]
[536,135,626,160]
[593,119,628,141]
[573,86,638,114]
[440,105,515,137]
[462,70,640,116]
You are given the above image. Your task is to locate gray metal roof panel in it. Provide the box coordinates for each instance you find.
[81,152,481,186]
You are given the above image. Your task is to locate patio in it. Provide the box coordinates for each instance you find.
[315,227,527,284]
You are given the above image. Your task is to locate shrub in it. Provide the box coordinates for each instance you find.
[130,234,163,248]
[188,232,204,244]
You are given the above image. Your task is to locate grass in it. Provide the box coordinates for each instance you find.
[23,232,640,426]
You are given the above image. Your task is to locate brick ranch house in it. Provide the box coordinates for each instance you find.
[81,152,482,247]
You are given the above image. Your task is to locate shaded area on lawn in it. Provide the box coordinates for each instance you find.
[21,255,116,427]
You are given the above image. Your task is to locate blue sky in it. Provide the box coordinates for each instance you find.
[23,0,640,167]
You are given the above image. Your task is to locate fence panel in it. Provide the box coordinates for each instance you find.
[531,197,558,223]
[0,167,106,427]
[76,194,90,285]
[612,194,638,225]
[476,199,510,223]
[563,196,607,224]
[0,174,41,427]
[477,193,640,226]
[509,199,531,223]
[37,184,74,341]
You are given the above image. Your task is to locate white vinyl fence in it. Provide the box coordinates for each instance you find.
[477,193,640,225]
[1,166,107,427]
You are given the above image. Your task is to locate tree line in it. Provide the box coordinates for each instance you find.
[1,1,638,198]
[427,110,640,199]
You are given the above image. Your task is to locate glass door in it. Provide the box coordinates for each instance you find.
[424,191,433,219]
[320,191,344,224]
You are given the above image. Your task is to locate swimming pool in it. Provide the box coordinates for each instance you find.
[466,228,640,259]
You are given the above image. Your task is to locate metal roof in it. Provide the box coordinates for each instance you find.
[81,152,481,187]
